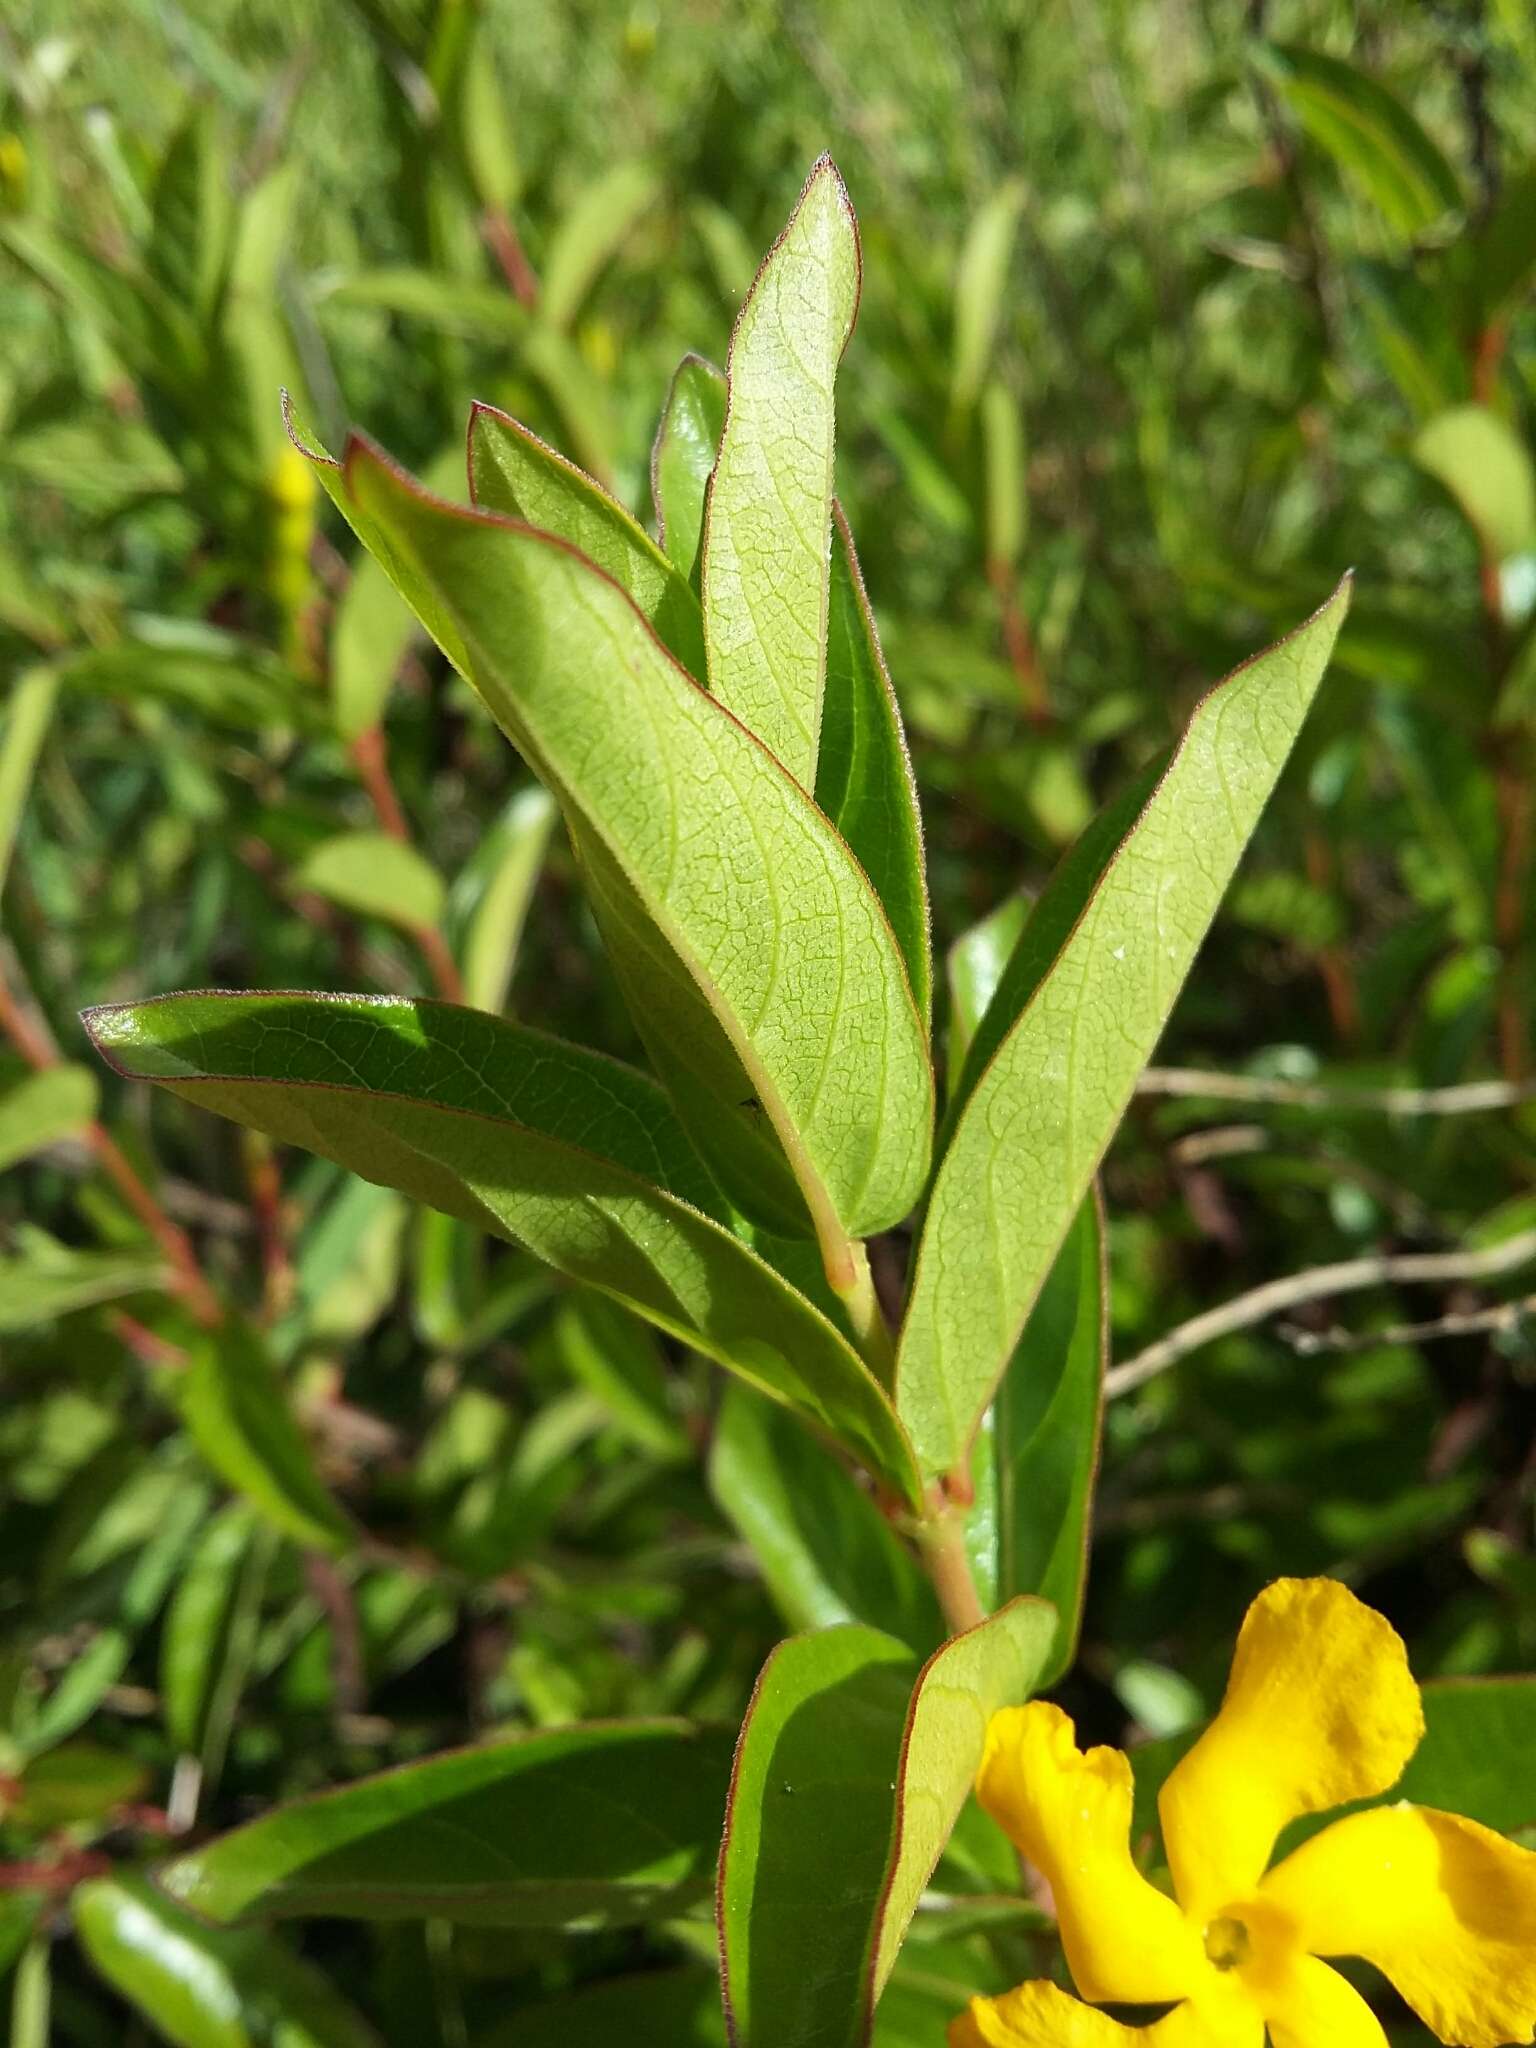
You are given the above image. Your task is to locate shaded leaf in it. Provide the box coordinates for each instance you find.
[1262,43,1463,241]
[703,156,860,786]
[75,1874,380,2048]
[651,352,727,584]
[479,1969,726,2048]
[0,1234,168,1332]
[897,581,1350,1478]
[85,993,922,1502]
[539,160,660,333]
[160,1719,734,1926]
[717,1599,1053,2048]
[816,507,932,1023]
[709,1381,942,1652]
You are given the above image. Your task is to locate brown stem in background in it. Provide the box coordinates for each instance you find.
[988,558,1051,725]
[1303,828,1359,1043]
[0,960,221,1326]
[482,208,541,310]
[348,725,465,1002]
[243,1130,295,1321]
[304,1554,366,1717]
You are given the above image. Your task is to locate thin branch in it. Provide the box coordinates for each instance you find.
[1105,1227,1536,1398]
[1284,1291,1536,1358]
[1136,1067,1536,1115]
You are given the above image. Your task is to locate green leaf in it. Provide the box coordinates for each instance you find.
[60,637,319,732]
[292,418,934,1252]
[456,785,558,1014]
[709,1381,942,1652]
[468,401,706,677]
[480,1970,725,2048]
[322,267,530,339]
[9,1939,48,2048]
[0,1064,97,1174]
[74,1874,381,2048]
[539,160,660,333]
[294,829,447,932]
[1414,404,1536,562]
[0,667,59,901]
[0,1234,167,1332]
[330,444,466,741]
[945,891,1029,1085]
[552,1295,689,1459]
[651,352,727,584]
[160,1719,733,1926]
[816,508,932,1023]
[1472,162,1536,326]
[950,178,1026,415]
[85,992,922,1503]
[11,1742,150,1829]
[981,381,1027,570]
[989,1191,1105,1685]
[702,156,861,787]
[897,580,1350,1478]
[717,1600,1054,2048]
[1261,44,1463,241]
[179,1322,353,1552]
[160,1503,272,1768]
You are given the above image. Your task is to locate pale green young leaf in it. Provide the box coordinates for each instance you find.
[898,580,1351,1478]
[294,830,446,932]
[84,993,922,1502]
[160,1720,734,1927]
[468,401,706,676]
[951,178,1026,415]
[0,1064,97,1174]
[702,156,861,786]
[456,784,558,1014]
[717,1600,1054,2048]
[1415,404,1536,563]
[0,667,60,899]
[651,352,727,584]
[289,421,933,1250]
[539,160,660,333]
[816,507,932,1022]
[946,889,1030,1084]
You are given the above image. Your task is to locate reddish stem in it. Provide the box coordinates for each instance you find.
[987,558,1051,725]
[482,208,541,310]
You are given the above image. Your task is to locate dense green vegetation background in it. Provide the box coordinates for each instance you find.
[1,1,1534,2041]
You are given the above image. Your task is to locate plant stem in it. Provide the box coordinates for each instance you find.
[914,1504,985,1637]
[348,725,466,1003]
[831,1238,897,1386]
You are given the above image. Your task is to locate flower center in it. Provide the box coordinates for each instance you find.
[1203,1916,1252,1970]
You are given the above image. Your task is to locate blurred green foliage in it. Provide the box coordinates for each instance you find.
[1,1,1535,2041]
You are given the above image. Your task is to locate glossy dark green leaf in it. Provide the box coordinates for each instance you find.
[161,1719,733,1926]
[1261,44,1463,240]
[709,1382,942,1652]
[179,1321,353,1552]
[651,353,727,584]
[74,1874,381,2048]
[718,1599,1053,2048]
[897,582,1350,1479]
[468,403,705,677]
[815,508,931,1023]
[703,156,861,787]
[989,1192,1105,1684]
[288,410,933,1251]
[85,992,921,1503]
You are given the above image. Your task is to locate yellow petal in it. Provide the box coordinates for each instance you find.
[1263,1804,1536,2048]
[1261,1956,1389,2048]
[1158,1578,1423,1918]
[978,1703,1206,2003]
[948,1981,1259,2048]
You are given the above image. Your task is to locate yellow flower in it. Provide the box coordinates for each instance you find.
[952,1578,1536,2048]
